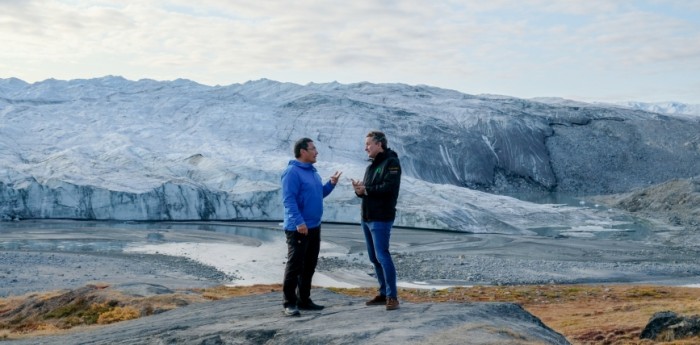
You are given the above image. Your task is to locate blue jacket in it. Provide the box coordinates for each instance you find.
[281,160,335,231]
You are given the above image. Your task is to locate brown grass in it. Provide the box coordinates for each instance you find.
[327,284,700,345]
[191,284,283,300]
[0,284,208,340]
[2,283,700,344]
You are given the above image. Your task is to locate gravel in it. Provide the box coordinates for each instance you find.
[0,251,236,297]
[318,249,700,286]
[4,240,700,298]
[3,218,700,298]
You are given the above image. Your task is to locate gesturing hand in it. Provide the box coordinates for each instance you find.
[351,178,366,195]
[329,171,342,185]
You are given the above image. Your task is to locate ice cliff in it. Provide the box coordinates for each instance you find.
[1,77,698,232]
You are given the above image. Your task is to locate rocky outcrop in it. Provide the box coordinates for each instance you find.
[544,112,700,195]
[641,311,700,341]
[4,289,570,345]
[593,176,700,232]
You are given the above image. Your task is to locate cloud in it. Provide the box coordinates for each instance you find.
[577,10,700,67]
[1,0,699,102]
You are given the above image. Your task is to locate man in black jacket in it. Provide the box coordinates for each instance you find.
[351,130,401,310]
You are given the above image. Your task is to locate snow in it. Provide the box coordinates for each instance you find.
[125,241,287,286]
[123,236,462,289]
[605,101,700,117]
[0,76,671,233]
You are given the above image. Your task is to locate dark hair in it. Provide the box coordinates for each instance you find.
[366,131,387,150]
[294,138,314,158]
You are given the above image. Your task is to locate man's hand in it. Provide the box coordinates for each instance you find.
[329,171,342,185]
[351,178,366,195]
[296,223,308,235]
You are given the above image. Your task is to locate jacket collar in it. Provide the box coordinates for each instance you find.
[289,159,316,170]
[371,148,396,163]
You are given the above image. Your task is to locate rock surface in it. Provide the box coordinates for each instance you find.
[640,310,700,341]
[3,289,570,345]
[594,176,700,231]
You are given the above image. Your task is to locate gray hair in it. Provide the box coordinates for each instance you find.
[366,131,387,150]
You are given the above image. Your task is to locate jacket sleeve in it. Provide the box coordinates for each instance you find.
[365,158,401,196]
[322,180,335,198]
[282,169,305,228]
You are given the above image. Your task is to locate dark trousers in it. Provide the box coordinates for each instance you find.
[282,226,320,308]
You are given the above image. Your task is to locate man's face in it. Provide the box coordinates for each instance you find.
[365,137,383,159]
[299,142,318,163]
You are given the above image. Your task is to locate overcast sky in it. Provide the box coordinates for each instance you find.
[2,0,699,103]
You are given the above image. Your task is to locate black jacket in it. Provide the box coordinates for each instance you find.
[358,148,401,221]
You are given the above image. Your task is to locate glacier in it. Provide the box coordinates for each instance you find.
[1,76,699,233]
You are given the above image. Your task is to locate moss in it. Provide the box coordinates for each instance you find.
[44,298,89,319]
[97,306,140,324]
[44,300,112,326]
[625,287,669,299]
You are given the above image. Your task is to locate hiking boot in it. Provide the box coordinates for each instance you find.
[365,295,387,306]
[297,300,324,310]
[386,297,400,310]
[284,306,300,317]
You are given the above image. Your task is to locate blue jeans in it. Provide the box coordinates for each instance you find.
[362,220,397,299]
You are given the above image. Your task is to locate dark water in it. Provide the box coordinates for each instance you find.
[0,220,281,253]
[0,198,657,256]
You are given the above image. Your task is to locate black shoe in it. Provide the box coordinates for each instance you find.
[365,295,387,306]
[284,306,300,316]
[297,300,324,310]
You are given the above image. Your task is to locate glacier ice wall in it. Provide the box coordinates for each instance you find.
[1,77,699,232]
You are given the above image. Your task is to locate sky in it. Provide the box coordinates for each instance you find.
[1,0,699,104]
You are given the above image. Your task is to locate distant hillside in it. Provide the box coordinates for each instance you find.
[594,176,700,232]
[610,101,700,117]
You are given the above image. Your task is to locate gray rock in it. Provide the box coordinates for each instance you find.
[594,176,700,232]
[4,289,570,345]
[112,282,175,297]
[640,310,700,341]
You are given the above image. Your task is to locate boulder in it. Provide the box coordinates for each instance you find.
[640,310,700,341]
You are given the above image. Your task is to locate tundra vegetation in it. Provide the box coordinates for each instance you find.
[2,284,700,344]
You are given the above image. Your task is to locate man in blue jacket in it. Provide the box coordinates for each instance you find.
[281,137,341,317]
